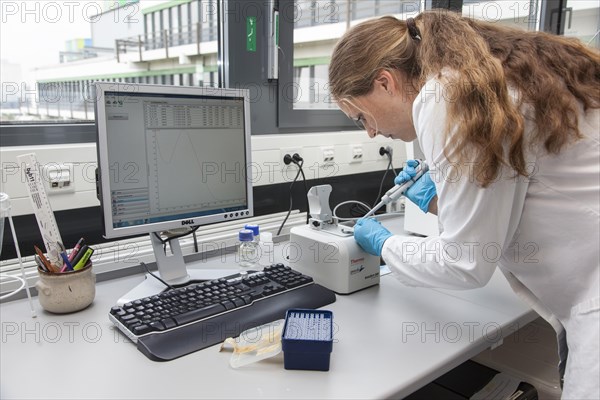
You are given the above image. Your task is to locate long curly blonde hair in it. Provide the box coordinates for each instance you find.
[329,11,600,187]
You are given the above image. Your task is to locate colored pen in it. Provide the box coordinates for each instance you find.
[68,237,85,262]
[34,255,48,272]
[34,245,57,273]
[57,242,69,272]
[71,245,89,267]
[73,247,94,271]
[60,252,74,272]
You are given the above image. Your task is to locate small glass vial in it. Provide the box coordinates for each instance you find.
[238,229,258,268]
[244,224,260,242]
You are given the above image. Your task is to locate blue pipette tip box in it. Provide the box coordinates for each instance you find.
[282,308,333,371]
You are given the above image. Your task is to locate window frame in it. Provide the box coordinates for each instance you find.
[0,0,587,145]
[0,123,96,147]
[275,0,356,131]
[540,0,566,34]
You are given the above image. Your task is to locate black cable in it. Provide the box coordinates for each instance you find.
[291,156,309,224]
[300,168,309,224]
[338,203,363,220]
[153,226,200,256]
[379,146,398,176]
[277,160,304,236]
[357,203,371,215]
[153,226,200,245]
[350,203,371,217]
[140,261,174,290]
[152,232,169,253]
[373,157,393,208]
[389,154,398,177]
[193,230,199,253]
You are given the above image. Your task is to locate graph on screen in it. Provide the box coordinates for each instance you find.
[144,100,247,215]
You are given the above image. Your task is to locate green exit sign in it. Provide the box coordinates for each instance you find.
[247,17,256,52]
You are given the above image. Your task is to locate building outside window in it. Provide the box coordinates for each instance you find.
[291,0,599,110]
[0,0,219,124]
[1,0,598,124]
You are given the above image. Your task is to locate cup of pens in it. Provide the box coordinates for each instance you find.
[34,240,96,314]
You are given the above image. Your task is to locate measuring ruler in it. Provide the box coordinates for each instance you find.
[17,153,63,266]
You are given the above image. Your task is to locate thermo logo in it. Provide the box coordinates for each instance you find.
[181,219,195,226]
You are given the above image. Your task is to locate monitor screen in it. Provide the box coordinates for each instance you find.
[94,83,253,239]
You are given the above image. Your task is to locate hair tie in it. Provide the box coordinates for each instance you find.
[406,18,421,41]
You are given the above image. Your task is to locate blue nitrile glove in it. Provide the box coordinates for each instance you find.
[395,159,421,185]
[353,218,393,257]
[394,160,437,213]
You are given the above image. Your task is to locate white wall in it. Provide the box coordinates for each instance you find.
[1,132,408,217]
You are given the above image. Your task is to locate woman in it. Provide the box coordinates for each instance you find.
[328,11,599,399]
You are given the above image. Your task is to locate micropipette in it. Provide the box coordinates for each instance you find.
[362,160,429,219]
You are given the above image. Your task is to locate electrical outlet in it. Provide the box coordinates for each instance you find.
[280,148,302,179]
[280,148,302,165]
[321,146,335,166]
[350,145,363,163]
[379,145,393,158]
[42,163,75,194]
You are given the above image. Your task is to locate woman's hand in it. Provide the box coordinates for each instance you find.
[395,160,437,214]
[353,218,393,256]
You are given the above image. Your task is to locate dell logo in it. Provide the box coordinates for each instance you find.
[181,219,195,226]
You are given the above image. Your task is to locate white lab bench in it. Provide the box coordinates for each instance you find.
[0,217,536,399]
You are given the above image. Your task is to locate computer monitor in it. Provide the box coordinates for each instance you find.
[94,83,253,302]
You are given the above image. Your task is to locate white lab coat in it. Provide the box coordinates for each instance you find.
[382,76,599,399]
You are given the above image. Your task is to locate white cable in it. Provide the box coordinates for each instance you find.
[0,193,36,317]
[0,275,26,300]
[332,200,372,221]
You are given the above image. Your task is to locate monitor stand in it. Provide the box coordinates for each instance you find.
[116,232,232,306]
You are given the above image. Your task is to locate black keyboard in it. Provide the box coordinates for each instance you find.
[109,263,336,361]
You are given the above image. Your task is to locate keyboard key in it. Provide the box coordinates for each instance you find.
[231,297,245,307]
[150,321,166,331]
[125,319,141,329]
[173,303,226,325]
[162,318,177,329]
[220,300,235,310]
[270,285,286,294]
[241,295,252,304]
[132,324,152,335]
[248,291,263,300]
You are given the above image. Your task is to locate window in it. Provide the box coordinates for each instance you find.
[291,0,422,111]
[180,2,189,46]
[0,0,219,130]
[463,0,599,47]
[1,0,596,137]
[167,7,173,46]
[563,0,600,48]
